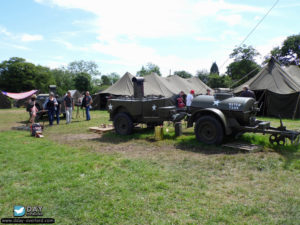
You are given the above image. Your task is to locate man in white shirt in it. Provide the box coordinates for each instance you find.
[186,90,195,112]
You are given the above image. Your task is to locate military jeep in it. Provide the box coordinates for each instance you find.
[107,77,185,135]
[187,91,300,145]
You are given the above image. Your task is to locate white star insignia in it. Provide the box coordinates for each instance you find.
[108,103,113,110]
[152,104,157,111]
[213,100,220,106]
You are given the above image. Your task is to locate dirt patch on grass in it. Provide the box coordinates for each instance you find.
[46,131,249,163]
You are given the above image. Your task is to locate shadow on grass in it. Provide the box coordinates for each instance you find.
[241,133,300,169]
[93,127,156,144]
[93,128,243,155]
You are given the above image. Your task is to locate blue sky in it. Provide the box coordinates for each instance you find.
[0,0,299,76]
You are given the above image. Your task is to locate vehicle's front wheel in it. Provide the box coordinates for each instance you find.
[194,116,224,145]
[114,112,133,135]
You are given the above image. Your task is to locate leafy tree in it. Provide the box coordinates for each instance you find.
[67,60,100,77]
[0,57,54,93]
[51,69,75,96]
[137,63,161,76]
[196,69,209,84]
[174,70,192,78]
[107,72,120,84]
[226,45,260,81]
[207,74,225,88]
[268,34,300,65]
[230,44,259,61]
[101,75,112,86]
[74,72,91,92]
[210,62,219,75]
[34,66,56,93]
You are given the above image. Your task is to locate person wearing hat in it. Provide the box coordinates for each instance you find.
[26,94,40,124]
[186,90,195,112]
[241,85,256,99]
[43,92,58,126]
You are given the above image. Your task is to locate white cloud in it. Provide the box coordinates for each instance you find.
[36,0,265,40]
[53,39,89,51]
[0,26,12,37]
[46,60,68,69]
[217,14,242,26]
[256,36,286,62]
[35,0,267,75]
[21,34,43,42]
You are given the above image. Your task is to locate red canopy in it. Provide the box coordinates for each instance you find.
[1,90,38,100]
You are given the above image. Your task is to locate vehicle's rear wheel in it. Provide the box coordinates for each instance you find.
[194,116,224,145]
[114,112,133,135]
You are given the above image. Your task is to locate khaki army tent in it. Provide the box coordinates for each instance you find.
[101,72,134,96]
[165,75,212,95]
[144,73,177,97]
[94,72,213,109]
[234,58,300,118]
[92,72,134,109]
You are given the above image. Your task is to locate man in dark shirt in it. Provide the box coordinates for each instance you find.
[81,91,93,121]
[64,91,74,124]
[241,85,256,99]
[43,92,58,126]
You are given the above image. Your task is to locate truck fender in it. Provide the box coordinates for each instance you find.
[188,108,231,135]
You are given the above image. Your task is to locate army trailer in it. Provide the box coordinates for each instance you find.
[107,77,185,135]
[187,92,300,145]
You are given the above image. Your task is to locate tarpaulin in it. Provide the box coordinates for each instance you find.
[1,90,38,100]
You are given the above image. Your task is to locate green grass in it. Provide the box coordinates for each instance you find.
[1,109,300,224]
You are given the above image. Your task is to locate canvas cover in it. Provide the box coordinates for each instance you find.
[100,72,211,97]
[285,65,300,85]
[234,59,300,118]
[101,72,134,96]
[234,59,300,94]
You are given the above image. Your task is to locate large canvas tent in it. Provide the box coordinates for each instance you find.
[93,72,212,109]
[234,58,300,119]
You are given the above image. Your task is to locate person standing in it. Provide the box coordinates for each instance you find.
[186,90,195,112]
[55,94,61,125]
[176,91,185,109]
[43,92,57,126]
[27,94,39,124]
[64,91,74,124]
[206,89,212,95]
[82,91,93,121]
[241,85,256,99]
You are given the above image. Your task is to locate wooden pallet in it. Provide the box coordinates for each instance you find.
[89,124,114,134]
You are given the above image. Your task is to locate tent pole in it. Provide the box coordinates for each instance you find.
[292,92,300,120]
[263,90,267,116]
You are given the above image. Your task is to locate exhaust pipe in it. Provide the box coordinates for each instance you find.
[132,77,144,98]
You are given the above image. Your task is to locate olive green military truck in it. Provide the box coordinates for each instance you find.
[107,77,185,135]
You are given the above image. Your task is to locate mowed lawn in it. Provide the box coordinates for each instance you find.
[0,108,300,224]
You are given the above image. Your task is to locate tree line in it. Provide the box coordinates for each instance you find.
[0,58,120,96]
[0,33,299,94]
